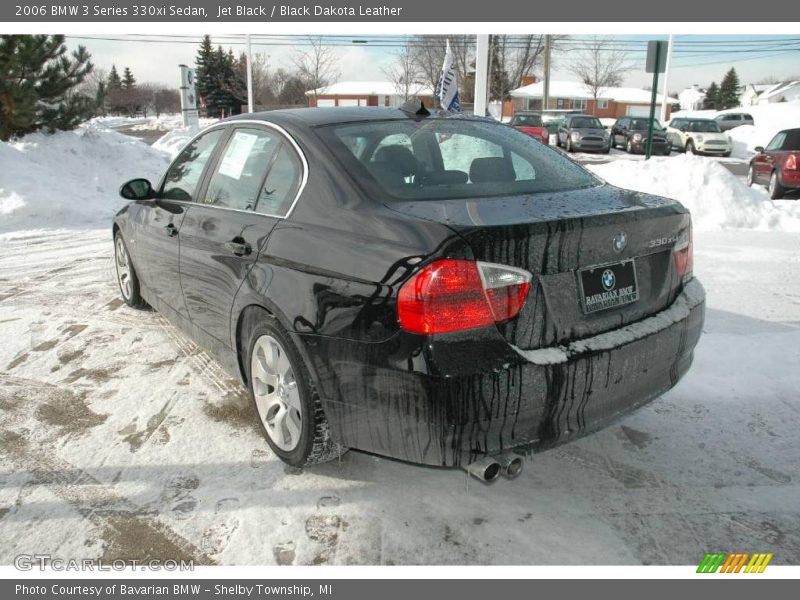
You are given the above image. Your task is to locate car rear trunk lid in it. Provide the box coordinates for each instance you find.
[385,184,691,350]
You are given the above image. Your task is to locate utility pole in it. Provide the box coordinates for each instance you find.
[543,34,551,111]
[246,34,254,113]
[659,34,674,123]
[474,34,490,117]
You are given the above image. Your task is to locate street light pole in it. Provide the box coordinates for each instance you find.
[246,34,254,113]
[543,34,551,111]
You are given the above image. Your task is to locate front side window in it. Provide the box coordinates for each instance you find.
[161,129,225,201]
[317,117,598,200]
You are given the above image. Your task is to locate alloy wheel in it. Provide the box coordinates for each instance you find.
[115,236,132,300]
[251,334,302,451]
[746,166,754,187]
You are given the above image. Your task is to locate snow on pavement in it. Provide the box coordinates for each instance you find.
[1,226,798,565]
[1,123,800,565]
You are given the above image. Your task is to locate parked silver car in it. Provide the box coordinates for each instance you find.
[714,112,754,131]
[557,114,611,153]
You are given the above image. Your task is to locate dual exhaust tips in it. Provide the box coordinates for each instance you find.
[462,453,524,483]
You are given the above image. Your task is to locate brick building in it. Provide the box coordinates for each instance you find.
[509,80,677,120]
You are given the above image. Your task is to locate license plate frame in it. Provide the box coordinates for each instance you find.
[578,259,639,314]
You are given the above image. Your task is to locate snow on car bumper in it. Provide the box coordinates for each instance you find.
[305,279,705,467]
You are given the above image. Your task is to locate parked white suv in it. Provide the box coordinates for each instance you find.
[666,118,732,157]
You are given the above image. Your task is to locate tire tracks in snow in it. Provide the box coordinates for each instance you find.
[0,373,216,564]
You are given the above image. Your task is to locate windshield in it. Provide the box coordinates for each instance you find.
[687,120,722,133]
[629,118,664,130]
[316,118,599,201]
[512,114,543,127]
[569,117,603,129]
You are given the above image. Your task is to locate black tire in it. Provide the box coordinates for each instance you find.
[602,144,610,154]
[244,314,345,467]
[662,146,671,156]
[565,138,573,153]
[722,151,732,158]
[113,231,146,309]
[768,171,784,200]
[686,140,697,155]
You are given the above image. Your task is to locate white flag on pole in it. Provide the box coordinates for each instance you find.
[436,39,460,112]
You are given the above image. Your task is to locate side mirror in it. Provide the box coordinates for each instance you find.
[120,178,155,201]
[754,146,765,154]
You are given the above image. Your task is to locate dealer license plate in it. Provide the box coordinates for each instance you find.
[578,260,639,314]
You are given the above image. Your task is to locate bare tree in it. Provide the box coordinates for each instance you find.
[293,36,340,101]
[489,35,571,102]
[569,36,631,114]
[411,35,475,103]
[382,40,425,102]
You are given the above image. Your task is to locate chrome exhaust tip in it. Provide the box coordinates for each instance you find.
[495,453,524,479]
[462,456,502,482]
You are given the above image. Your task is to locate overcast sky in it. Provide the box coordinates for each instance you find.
[65,34,800,95]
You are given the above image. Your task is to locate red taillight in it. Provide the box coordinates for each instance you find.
[785,154,797,170]
[397,259,532,335]
[673,226,693,279]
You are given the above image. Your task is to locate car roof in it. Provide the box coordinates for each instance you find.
[223,106,494,129]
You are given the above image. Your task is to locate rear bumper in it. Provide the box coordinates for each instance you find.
[303,279,705,467]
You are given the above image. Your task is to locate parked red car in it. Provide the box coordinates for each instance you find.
[747,128,800,199]
[509,111,549,145]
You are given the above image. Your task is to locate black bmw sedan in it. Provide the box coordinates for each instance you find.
[113,104,705,480]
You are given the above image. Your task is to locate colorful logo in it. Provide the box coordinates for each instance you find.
[697,552,773,573]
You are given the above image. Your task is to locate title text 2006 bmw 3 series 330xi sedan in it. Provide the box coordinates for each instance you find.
[113,103,705,482]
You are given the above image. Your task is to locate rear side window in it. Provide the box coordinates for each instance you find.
[203,127,302,216]
[766,132,786,151]
[257,145,302,216]
[316,118,598,200]
[161,129,225,201]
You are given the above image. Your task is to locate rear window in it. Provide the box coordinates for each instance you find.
[315,118,598,200]
[511,114,543,127]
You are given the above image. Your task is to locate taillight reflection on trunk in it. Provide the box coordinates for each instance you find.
[397,259,532,334]
[673,227,693,280]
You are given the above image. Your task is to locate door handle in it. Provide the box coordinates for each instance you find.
[165,223,178,237]
[225,238,252,256]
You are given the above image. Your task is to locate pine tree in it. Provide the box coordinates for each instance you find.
[718,68,741,110]
[0,35,99,141]
[121,67,136,89]
[107,65,122,89]
[704,82,720,110]
[195,35,216,114]
[194,37,246,118]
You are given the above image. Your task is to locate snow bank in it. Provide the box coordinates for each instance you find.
[0,124,170,235]
[587,154,800,232]
[151,126,199,158]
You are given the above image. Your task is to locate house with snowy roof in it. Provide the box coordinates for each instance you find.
[305,81,435,108]
[510,79,678,119]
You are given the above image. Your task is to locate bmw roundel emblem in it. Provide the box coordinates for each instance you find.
[613,231,627,253]
[601,268,616,291]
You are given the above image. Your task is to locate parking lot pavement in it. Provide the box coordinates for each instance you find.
[1,228,799,565]
[572,147,750,176]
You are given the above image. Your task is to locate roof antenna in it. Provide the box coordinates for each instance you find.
[400,99,430,117]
